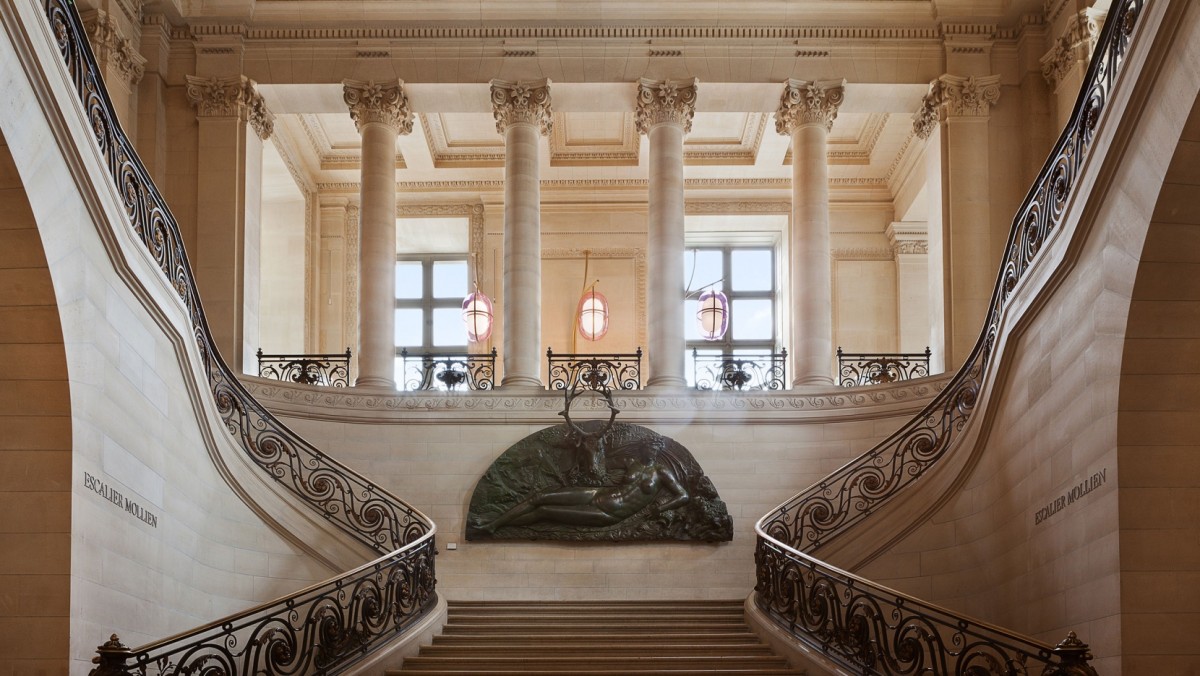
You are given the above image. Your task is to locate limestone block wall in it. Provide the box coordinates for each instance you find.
[856,3,1200,672]
[247,380,948,601]
[0,9,337,672]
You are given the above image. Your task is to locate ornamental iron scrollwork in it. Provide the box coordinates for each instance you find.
[837,347,931,388]
[257,348,351,387]
[756,0,1145,672]
[693,349,787,391]
[399,348,496,390]
[547,347,642,391]
[39,2,438,674]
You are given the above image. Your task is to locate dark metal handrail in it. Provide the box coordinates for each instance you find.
[755,0,1149,671]
[39,1,437,673]
[837,347,931,387]
[547,347,642,390]
[692,349,787,391]
[399,348,496,390]
[257,348,351,387]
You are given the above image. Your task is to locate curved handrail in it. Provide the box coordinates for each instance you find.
[755,0,1148,672]
[35,1,438,673]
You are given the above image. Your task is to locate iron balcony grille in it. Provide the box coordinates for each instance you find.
[547,348,643,391]
[256,348,351,387]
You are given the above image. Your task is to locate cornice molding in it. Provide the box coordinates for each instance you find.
[490,79,553,136]
[240,374,952,422]
[315,176,889,195]
[216,25,949,42]
[635,78,699,134]
[185,75,274,139]
[776,78,845,134]
[342,80,414,134]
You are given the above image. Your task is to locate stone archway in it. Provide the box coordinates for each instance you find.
[1116,91,1200,674]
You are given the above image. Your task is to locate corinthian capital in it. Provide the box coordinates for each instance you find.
[775,79,845,134]
[82,10,146,89]
[635,78,699,134]
[490,79,553,136]
[342,80,413,134]
[185,75,274,140]
[912,74,1001,138]
[1040,9,1104,89]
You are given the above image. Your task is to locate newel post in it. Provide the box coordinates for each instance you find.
[89,634,134,676]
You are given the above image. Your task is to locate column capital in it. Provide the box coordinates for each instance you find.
[490,79,553,136]
[775,79,845,134]
[185,75,274,139]
[81,9,146,89]
[912,73,1001,138]
[342,80,414,135]
[886,222,929,255]
[635,78,699,135]
[1040,9,1104,90]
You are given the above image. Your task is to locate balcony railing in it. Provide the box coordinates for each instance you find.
[693,349,787,391]
[837,347,931,387]
[547,348,642,391]
[399,348,496,391]
[256,348,351,387]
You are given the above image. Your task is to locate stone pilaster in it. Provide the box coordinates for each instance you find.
[887,222,931,354]
[912,74,1001,371]
[637,78,697,389]
[185,75,273,374]
[491,79,552,389]
[777,79,844,387]
[343,80,411,389]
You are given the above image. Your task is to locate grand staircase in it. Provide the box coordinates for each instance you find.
[389,600,803,674]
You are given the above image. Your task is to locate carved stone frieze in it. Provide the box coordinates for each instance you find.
[887,222,929,256]
[342,80,413,134]
[635,78,699,134]
[912,74,1001,139]
[490,79,553,136]
[1040,9,1104,89]
[81,9,146,88]
[775,78,845,134]
[185,75,275,139]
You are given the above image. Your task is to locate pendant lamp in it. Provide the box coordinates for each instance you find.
[697,288,729,341]
[577,287,609,341]
[462,287,493,343]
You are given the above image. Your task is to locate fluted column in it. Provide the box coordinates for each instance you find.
[776,79,844,387]
[914,74,1001,371]
[636,78,697,389]
[491,79,553,389]
[344,80,412,388]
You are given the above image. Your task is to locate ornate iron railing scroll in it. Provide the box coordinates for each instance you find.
[693,349,787,391]
[837,347,931,388]
[257,348,351,387]
[38,1,438,673]
[755,0,1147,672]
[547,348,642,391]
[399,348,496,390]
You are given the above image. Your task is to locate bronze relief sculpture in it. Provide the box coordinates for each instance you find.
[466,388,734,542]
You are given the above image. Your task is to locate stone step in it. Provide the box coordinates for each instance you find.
[387,670,804,675]
[440,621,754,634]
[397,655,794,671]
[445,612,746,624]
[430,633,764,646]
[417,644,777,658]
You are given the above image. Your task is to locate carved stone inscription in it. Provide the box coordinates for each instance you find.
[83,471,159,528]
[466,419,733,542]
[1034,468,1107,525]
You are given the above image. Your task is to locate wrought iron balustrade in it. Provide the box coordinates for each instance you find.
[547,348,642,391]
[755,0,1147,671]
[400,348,496,390]
[38,0,439,673]
[837,347,931,387]
[256,348,351,387]
[693,349,787,391]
